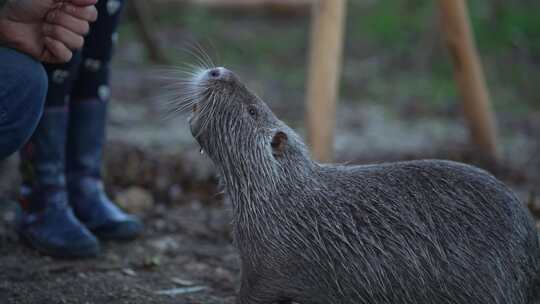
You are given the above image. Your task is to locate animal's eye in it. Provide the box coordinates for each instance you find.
[248,107,257,118]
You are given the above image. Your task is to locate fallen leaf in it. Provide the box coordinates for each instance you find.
[155,286,207,296]
[171,277,196,286]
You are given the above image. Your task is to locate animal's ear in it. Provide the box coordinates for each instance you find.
[271,131,288,157]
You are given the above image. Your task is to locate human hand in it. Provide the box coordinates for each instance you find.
[0,0,98,63]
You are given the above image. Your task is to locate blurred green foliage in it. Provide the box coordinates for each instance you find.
[120,0,539,113]
[349,0,434,50]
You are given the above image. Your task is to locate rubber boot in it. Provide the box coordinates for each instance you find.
[66,99,143,240]
[18,107,100,258]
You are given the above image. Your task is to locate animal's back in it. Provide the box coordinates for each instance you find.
[287,160,540,304]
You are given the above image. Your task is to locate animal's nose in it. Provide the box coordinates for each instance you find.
[205,67,234,82]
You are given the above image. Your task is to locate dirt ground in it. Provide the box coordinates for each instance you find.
[1,129,539,304]
[0,204,237,304]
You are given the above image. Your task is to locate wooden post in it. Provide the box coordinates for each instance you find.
[305,0,346,162]
[439,0,498,159]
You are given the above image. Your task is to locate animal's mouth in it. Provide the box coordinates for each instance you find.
[187,66,230,137]
[187,88,203,124]
[188,97,205,138]
[189,103,199,120]
[188,105,200,126]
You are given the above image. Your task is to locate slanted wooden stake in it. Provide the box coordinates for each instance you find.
[305,0,346,162]
[439,0,498,159]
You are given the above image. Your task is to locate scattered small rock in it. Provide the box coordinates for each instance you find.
[153,219,167,231]
[147,236,180,253]
[122,268,137,277]
[213,267,234,284]
[142,255,162,268]
[3,210,15,222]
[115,186,154,214]
[184,262,211,274]
[105,252,121,262]
[168,184,184,202]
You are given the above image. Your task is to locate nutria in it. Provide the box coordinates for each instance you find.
[175,66,540,304]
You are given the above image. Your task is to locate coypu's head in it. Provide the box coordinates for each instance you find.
[180,67,311,178]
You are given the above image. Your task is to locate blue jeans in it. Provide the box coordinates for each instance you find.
[0,47,48,160]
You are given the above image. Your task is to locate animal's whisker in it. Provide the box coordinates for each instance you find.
[182,45,213,70]
[153,42,219,128]
[193,42,216,69]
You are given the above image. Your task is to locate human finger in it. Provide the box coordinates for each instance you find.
[46,9,90,35]
[61,3,98,22]
[64,0,98,7]
[43,23,85,50]
[42,37,73,63]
